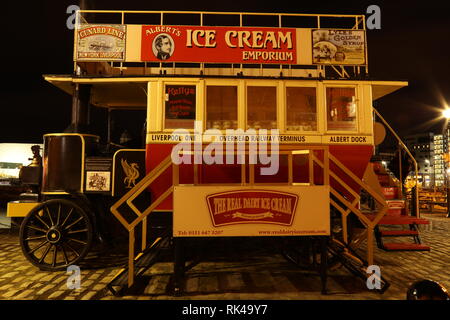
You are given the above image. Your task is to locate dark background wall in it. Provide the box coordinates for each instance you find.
[1,0,449,143]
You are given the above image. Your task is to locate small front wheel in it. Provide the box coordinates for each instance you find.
[19,199,93,271]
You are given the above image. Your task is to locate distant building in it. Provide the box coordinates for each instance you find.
[433,134,445,187]
[404,130,450,188]
[404,133,434,188]
[433,128,450,187]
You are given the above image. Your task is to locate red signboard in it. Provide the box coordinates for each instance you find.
[382,187,398,200]
[173,185,330,237]
[141,25,297,64]
[206,190,298,226]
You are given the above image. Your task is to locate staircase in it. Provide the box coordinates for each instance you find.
[369,161,430,252]
[107,235,171,296]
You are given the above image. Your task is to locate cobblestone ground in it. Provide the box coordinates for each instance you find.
[0,214,448,300]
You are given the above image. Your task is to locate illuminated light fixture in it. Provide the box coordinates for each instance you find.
[443,108,450,119]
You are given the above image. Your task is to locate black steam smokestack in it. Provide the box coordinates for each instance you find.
[65,0,91,134]
[64,83,92,133]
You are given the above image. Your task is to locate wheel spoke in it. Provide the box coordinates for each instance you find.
[25,235,47,241]
[26,225,47,233]
[38,243,52,263]
[60,208,74,228]
[28,240,49,254]
[64,242,80,258]
[56,204,61,227]
[67,229,88,235]
[52,245,58,267]
[61,245,69,265]
[35,214,50,229]
[67,237,88,245]
[45,206,55,226]
[64,216,84,231]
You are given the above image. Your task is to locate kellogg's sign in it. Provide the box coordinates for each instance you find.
[206,190,298,226]
[141,25,296,64]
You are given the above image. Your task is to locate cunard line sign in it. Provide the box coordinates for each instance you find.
[76,24,126,61]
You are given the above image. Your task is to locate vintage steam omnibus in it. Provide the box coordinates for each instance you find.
[7,10,429,295]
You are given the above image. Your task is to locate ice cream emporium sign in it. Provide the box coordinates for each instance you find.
[173,185,330,237]
[141,25,296,64]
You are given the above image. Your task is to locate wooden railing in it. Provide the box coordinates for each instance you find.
[314,153,387,265]
[110,145,385,287]
[373,108,420,217]
[74,10,368,78]
[76,10,366,29]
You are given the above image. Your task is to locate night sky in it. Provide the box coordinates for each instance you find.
[2,0,450,143]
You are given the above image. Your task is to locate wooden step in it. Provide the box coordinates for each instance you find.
[379,216,430,225]
[379,230,419,237]
[386,200,405,208]
[385,200,406,216]
[382,243,430,251]
[363,213,429,225]
[386,209,403,216]
[107,236,171,296]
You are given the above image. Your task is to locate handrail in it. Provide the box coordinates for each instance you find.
[76,10,365,22]
[313,152,387,265]
[110,146,330,288]
[74,10,367,78]
[110,154,173,230]
[373,107,420,217]
[110,144,383,286]
[110,154,174,287]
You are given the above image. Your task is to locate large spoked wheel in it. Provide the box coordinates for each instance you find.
[19,199,93,271]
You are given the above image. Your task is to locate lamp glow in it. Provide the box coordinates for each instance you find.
[443,108,450,119]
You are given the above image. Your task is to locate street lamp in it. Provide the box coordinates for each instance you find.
[442,108,450,217]
[443,108,450,120]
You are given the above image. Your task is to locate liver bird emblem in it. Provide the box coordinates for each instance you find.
[121,159,140,188]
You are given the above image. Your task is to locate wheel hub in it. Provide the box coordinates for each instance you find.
[46,228,62,244]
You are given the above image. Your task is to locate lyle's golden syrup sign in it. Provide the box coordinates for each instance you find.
[312,29,365,65]
[141,25,296,64]
[76,24,126,61]
[206,190,298,227]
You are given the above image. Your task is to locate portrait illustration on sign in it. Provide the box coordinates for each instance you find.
[152,33,175,60]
